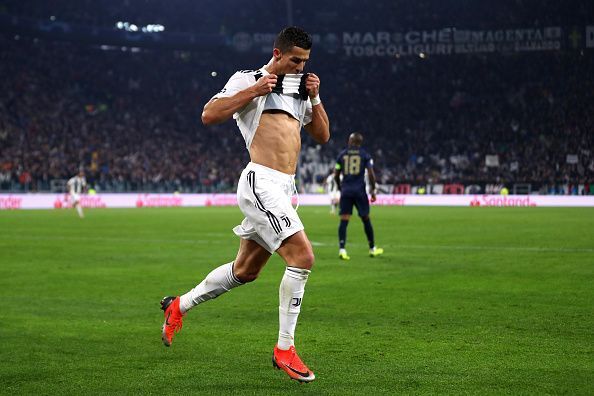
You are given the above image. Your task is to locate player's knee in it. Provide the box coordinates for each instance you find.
[295,249,315,271]
[304,250,315,269]
[361,215,370,221]
[233,266,260,283]
[232,260,263,283]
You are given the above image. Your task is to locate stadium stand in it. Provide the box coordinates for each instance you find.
[0,1,592,194]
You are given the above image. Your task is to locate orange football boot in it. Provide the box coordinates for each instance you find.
[272,345,316,382]
[160,296,184,347]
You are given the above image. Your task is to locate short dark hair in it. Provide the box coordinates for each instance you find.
[348,132,364,146]
[274,27,312,52]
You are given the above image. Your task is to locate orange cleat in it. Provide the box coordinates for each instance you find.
[160,296,184,347]
[272,345,316,383]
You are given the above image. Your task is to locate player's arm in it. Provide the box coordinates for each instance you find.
[303,104,329,144]
[303,73,330,144]
[201,74,277,125]
[334,165,342,191]
[367,166,378,202]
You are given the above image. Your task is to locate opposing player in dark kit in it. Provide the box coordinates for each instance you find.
[334,132,383,260]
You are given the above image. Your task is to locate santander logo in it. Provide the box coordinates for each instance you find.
[0,195,23,209]
[373,195,406,206]
[136,194,183,208]
[206,196,237,206]
[471,195,537,207]
[54,195,106,208]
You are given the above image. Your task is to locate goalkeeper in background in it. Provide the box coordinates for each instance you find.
[334,132,383,260]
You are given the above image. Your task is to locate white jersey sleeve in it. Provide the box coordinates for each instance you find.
[211,71,254,101]
[303,99,313,126]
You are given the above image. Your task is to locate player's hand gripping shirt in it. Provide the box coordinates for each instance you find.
[212,68,313,150]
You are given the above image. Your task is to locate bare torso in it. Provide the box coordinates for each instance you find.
[249,111,301,174]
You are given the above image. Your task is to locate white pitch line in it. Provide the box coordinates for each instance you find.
[0,234,227,245]
[389,244,594,254]
[2,235,593,254]
[311,241,594,253]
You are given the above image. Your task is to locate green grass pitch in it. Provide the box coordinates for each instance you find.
[0,206,593,395]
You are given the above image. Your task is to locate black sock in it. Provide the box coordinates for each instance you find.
[362,218,375,248]
[338,220,349,249]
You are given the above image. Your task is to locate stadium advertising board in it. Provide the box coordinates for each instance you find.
[1,194,593,210]
[341,27,563,56]
[4,15,591,55]
[231,26,580,57]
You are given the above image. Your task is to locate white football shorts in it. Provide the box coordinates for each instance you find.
[70,193,80,203]
[330,190,340,201]
[233,162,304,253]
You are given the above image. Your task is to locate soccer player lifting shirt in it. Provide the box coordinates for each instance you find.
[160,27,329,383]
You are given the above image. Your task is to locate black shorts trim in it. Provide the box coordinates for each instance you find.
[247,171,282,234]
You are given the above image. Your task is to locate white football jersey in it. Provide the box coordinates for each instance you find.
[212,67,313,150]
[67,176,86,194]
[326,174,338,193]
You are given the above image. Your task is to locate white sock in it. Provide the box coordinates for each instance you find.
[179,262,243,314]
[76,205,84,218]
[277,266,310,350]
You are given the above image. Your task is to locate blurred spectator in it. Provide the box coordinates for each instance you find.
[0,3,592,194]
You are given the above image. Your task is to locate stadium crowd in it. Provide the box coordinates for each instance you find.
[0,36,251,193]
[2,0,591,33]
[0,2,593,194]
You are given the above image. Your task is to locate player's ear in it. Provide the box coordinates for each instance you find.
[273,48,282,60]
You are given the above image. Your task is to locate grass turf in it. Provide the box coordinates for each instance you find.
[0,206,592,395]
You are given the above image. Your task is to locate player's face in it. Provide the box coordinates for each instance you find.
[274,46,310,74]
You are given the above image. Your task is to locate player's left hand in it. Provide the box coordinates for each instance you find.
[305,73,320,98]
[370,192,377,203]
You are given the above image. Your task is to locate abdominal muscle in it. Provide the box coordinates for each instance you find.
[249,111,301,175]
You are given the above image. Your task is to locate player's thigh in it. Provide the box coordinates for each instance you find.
[354,193,370,218]
[237,169,302,251]
[339,195,355,215]
[276,230,315,270]
[233,238,272,282]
